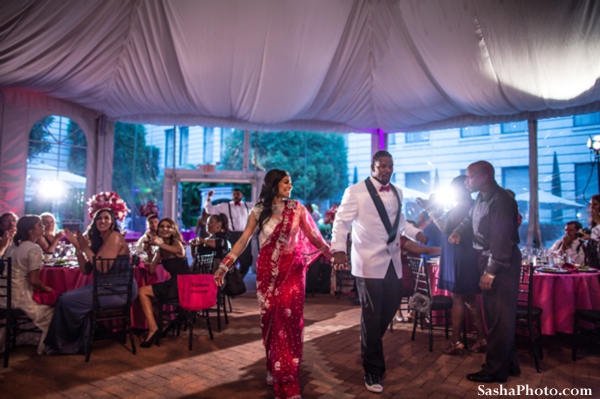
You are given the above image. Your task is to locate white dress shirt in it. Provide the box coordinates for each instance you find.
[204,199,254,232]
[549,237,586,265]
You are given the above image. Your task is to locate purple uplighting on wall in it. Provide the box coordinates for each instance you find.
[378,129,386,149]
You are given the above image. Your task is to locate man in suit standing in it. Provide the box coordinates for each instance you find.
[449,160,521,383]
[331,150,427,394]
[204,189,254,277]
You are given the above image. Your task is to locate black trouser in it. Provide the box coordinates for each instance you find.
[355,262,403,377]
[481,248,521,381]
[229,231,253,277]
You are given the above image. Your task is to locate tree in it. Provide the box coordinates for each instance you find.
[221,131,348,202]
[27,116,54,161]
[551,151,563,223]
[66,120,88,175]
[111,122,161,230]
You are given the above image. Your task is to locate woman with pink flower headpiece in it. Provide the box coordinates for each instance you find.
[44,208,137,355]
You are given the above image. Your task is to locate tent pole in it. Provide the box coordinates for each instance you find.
[527,119,542,248]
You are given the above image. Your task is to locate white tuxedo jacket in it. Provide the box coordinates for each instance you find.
[330,179,420,279]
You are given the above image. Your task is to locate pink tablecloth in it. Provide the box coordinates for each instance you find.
[533,270,600,335]
[34,263,171,329]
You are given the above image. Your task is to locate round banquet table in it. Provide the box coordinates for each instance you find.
[532,269,600,335]
[34,262,171,329]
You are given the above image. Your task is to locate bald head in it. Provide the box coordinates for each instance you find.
[465,161,495,193]
[469,161,495,178]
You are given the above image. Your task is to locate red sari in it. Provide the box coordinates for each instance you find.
[255,200,330,399]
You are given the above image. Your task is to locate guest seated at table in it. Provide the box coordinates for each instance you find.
[0,212,18,257]
[549,220,586,265]
[3,215,55,354]
[135,214,159,259]
[44,208,137,355]
[137,217,188,348]
[36,212,64,256]
[418,175,487,356]
[190,213,231,261]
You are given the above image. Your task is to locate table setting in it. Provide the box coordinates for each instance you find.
[520,248,600,335]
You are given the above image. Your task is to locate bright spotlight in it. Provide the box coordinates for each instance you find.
[433,186,458,211]
[39,180,64,199]
[587,135,600,153]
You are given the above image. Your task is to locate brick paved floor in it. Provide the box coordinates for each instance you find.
[1,292,599,398]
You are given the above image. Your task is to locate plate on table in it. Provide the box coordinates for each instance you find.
[576,266,598,273]
[536,267,571,274]
[47,259,69,267]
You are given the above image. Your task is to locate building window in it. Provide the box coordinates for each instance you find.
[574,112,600,127]
[460,125,490,138]
[25,115,88,231]
[203,127,214,164]
[405,131,430,143]
[164,128,174,168]
[502,166,529,194]
[501,121,527,134]
[179,126,188,166]
[575,162,598,202]
[405,171,430,193]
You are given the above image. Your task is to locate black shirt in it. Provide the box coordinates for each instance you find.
[456,182,520,275]
[195,231,230,260]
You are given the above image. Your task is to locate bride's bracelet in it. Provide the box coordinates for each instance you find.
[319,246,333,260]
[219,253,238,271]
[218,264,229,273]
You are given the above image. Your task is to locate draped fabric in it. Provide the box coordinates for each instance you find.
[255,200,328,398]
[1,0,600,133]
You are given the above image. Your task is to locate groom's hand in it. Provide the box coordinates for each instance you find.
[332,252,349,271]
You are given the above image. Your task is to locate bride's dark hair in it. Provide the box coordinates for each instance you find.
[257,169,289,233]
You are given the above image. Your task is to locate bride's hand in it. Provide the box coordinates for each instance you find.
[214,268,226,287]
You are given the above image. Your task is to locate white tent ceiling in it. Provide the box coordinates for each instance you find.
[1,0,600,133]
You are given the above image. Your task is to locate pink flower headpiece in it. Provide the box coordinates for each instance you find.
[87,191,130,222]
[324,205,338,225]
[139,200,159,217]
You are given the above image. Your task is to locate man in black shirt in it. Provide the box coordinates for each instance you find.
[449,161,521,383]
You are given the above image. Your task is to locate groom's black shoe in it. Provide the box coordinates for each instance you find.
[467,370,506,383]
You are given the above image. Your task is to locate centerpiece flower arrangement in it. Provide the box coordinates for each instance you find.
[322,205,338,240]
[87,191,130,222]
[139,200,159,217]
[323,205,338,226]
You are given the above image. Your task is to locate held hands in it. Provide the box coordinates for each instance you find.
[332,252,350,271]
[448,231,461,244]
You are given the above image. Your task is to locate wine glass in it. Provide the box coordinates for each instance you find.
[54,242,64,258]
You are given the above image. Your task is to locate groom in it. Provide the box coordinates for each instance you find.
[331,150,427,394]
